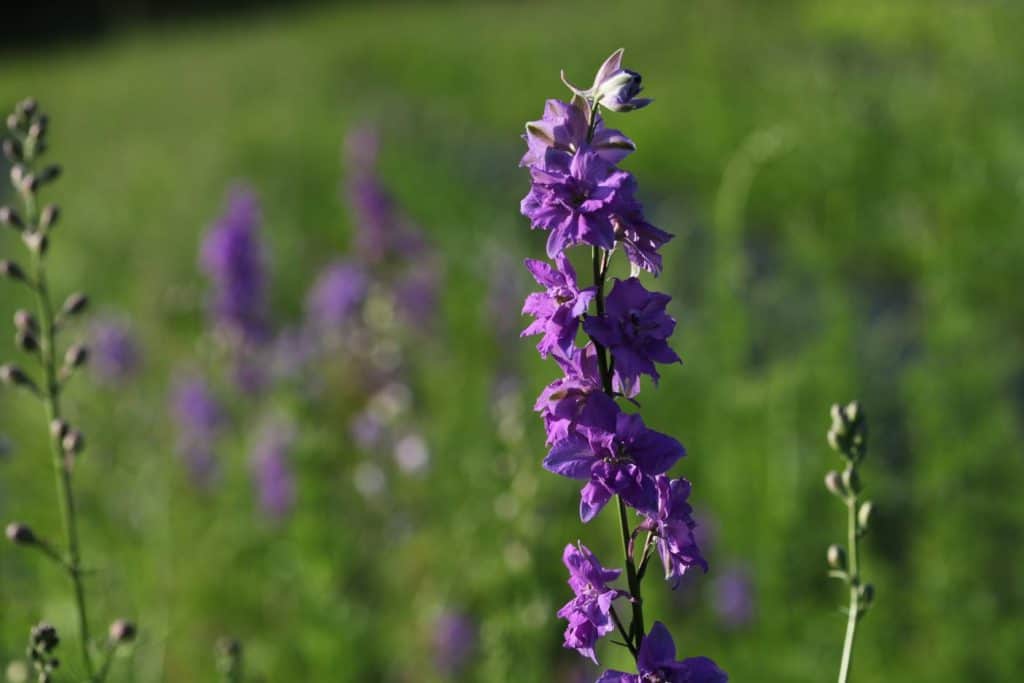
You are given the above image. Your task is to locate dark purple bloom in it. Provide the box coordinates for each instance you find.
[521,147,635,259]
[520,99,635,169]
[535,344,618,445]
[596,622,727,683]
[556,542,626,663]
[200,187,269,345]
[642,476,708,587]
[615,210,674,276]
[170,376,223,487]
[544,412,684,521]
[306,260,367,331]
[713,567,755,629]
[434,610,477,675]
[521,253,596,357]
[250,422,296,521]
[89,318,140,384]
[583,277,680,397]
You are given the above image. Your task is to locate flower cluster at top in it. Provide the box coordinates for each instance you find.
[519,50,726,680]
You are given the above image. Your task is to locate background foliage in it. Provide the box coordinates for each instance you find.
[1,1,1022,680]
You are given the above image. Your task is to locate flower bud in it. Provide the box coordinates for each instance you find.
[61,293,89,318]
[826,544,847,570]
[858,583,875,606]
[5,522,35,545]
[0,364,34,390]
[17,98,38,119]
[824,470,845,498]
[39,205,59,231]
[62,430,84,456]
[0,260,26,282]
[19,173,38,194]
[15,330,38,353]
[595,69,651,112]
[36,165,61,186]
[64,344,88,369]
[108,619,136,644]
[5,113,21,133]
[28,115,48,140]
[22,231,47,255]
[13,310,37,333]
[29,622,59,653]
[841,468,860,495]
[857,501,873,530]
[9,165,24,187]
[50,419,69,440]
[0,206,23,229]
[2,138,22,163]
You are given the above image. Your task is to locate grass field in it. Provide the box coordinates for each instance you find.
[1,1,1023,680]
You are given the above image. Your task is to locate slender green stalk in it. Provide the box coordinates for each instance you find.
[838,494,859,683]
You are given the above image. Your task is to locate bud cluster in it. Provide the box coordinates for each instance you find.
[26,622,60,683]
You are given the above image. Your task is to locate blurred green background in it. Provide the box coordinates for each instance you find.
[1,0,1023,680]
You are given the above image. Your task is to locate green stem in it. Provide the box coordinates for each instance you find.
[24,172,95,679]
[838,488,859,683]
[617,496,645,648]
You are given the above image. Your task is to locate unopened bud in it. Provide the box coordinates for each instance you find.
[857,501,873,530]
[824,470,845,498]
[22,231,47,255]
[0,364,33,389]
[108,619,136,644]
[36,165,61,186]
[5,113,20,133]
[841,468,860,495]
[9,165,24,187]
[5,522,35,545]
[13,310,37,333]
[827,544,847,570]
[0,206,23,229]
[39,205,59,230]
[17,98,38,119]
[0,260,26,281]
[2,138,22,162]
[61,293,88,318]
[49,419,69,440]
[29,622,59,653]
[15,330,38,353]
[858,583,875,606]
[27,116,48,141]
[64,344,88,369]
[19,173,38,194]
[62,430,84,456]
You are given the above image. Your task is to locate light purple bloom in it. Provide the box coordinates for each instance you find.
[535,344,618,445]
[544,412,684,521]
[170,376,223,487]
[521,147,635,259]
[521,253,596,357]
[306,260,367,331]
[557,543,626,663]
[250,422,296,521]
[596,622,727,683]
[434,610,477,675]
[200,187,269,345]
[583,277,681,397]
[520,99,635,169]
[642,476,708,587]
[89,318,140,384]
[713,567,755,629]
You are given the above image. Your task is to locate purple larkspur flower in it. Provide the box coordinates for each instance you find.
[520,99,635,169]
[544,412,684,521]
[250,422,296,521]
[556,543,626,663]
[562,49,652,114]
[521,253,596,357]
[535,344,618,445]
[89,318,140,384]
[306,260,368,331]
[521,147,636,259]
[641,476,708,587]
[170,376,223,487]
[597,622,727,683]
[583,277,680,397]
[200,187,269,345]
[713,567,755,629]
[434,610,477,675]
[615,209,674,276]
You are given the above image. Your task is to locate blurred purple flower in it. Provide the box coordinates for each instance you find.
[434,610,477,675]
[89,318,140,384]
[713,567,755,629]
[250,421,296,521]
[394,264,438,330]
[170,376,223,487]
[200,187,269,345]
[306,260,368,332]
[350,410,385,450]
[394,433,430,474]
